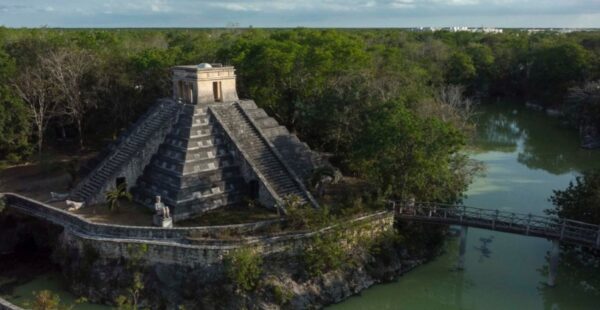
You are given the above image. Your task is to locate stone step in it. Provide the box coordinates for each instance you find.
[210,103,310,204]
[72,101,180,202]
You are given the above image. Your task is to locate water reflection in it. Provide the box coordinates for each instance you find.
[332,101,600,310]
[474,236,494,263]
[537,250,600,310]
[474,102,600,175]
[475,109,522,153]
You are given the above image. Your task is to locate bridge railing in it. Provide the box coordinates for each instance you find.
[394,201,600,248]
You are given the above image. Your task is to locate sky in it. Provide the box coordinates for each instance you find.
[0,0,599,28]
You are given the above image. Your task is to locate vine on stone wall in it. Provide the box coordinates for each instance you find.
[126,244,149,270]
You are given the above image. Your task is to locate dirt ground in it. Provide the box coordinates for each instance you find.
[0,163,72,204]
[0,154,362,228]
[0,156,272,227]
[71,200,154,226]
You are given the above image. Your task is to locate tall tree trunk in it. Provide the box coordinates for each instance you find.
[77,119,83,149]
[37,125,43,156]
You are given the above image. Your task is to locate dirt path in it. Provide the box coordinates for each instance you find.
[0,164,71,203]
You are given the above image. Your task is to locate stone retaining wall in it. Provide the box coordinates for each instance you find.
[1,192,393,267]
[62,210,393,267]
[0,298,23,310]
[0,192,394,309]
[1,193,281,241]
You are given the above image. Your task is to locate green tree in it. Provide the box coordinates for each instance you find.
[0,87,31,162]
[219,29,370,130]
[0,49,31,162]
[564,81,600,145]
[548,170,600,224]
[445,51,476,86]
[547,171,600,290]
[529,42,591,99]
[349,100,471,203]
[465,43,495,92]
[130,47,178,101]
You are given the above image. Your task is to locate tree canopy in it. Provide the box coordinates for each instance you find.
[1,27,599,202]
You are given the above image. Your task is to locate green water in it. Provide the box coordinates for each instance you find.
[2,272,109,309]
[332,102,600,310]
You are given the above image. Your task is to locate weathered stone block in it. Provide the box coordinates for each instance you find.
[153,215,173,228]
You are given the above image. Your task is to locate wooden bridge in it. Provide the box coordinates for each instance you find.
[393,202,600,286]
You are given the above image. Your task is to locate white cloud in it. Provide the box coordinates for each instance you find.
[0,0,598,27]
[210,3,262,12]
[391,0,416,9]
[100,0,171,13]
[209,0,380,12]
[150,0,171,12]
[435,0,480,5]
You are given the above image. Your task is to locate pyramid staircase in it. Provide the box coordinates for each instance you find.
[238,100,323,181]
[70,100,181,204]
[210,102,317,207]
[132,104,247,220]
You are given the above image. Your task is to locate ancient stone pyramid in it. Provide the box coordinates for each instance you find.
[71,64,321,220]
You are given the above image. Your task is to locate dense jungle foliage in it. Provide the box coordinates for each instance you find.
[1,27,599,204]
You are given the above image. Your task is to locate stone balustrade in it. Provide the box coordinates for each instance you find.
[1,193,393,252]
[1,193,282,241]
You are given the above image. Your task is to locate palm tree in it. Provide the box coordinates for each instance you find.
[105,182,132,212]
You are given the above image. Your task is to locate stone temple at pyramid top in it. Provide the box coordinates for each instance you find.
[172,63,239,105]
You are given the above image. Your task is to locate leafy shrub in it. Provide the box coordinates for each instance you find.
[28,290,64,310]
[285,204,334,230]
[272,284,293,305]
[126,243,149,269]
[225,247,263,291]
[115,272,145,310]
[366,229,403,264]
[303,233,347,277]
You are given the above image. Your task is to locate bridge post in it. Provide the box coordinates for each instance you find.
[492,210,498,229]
[457,225,468,270]
[547,240,560,287]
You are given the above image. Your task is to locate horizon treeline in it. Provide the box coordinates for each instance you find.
[0,27,599,203]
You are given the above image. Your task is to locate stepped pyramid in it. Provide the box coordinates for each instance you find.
[71,64,322,221]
